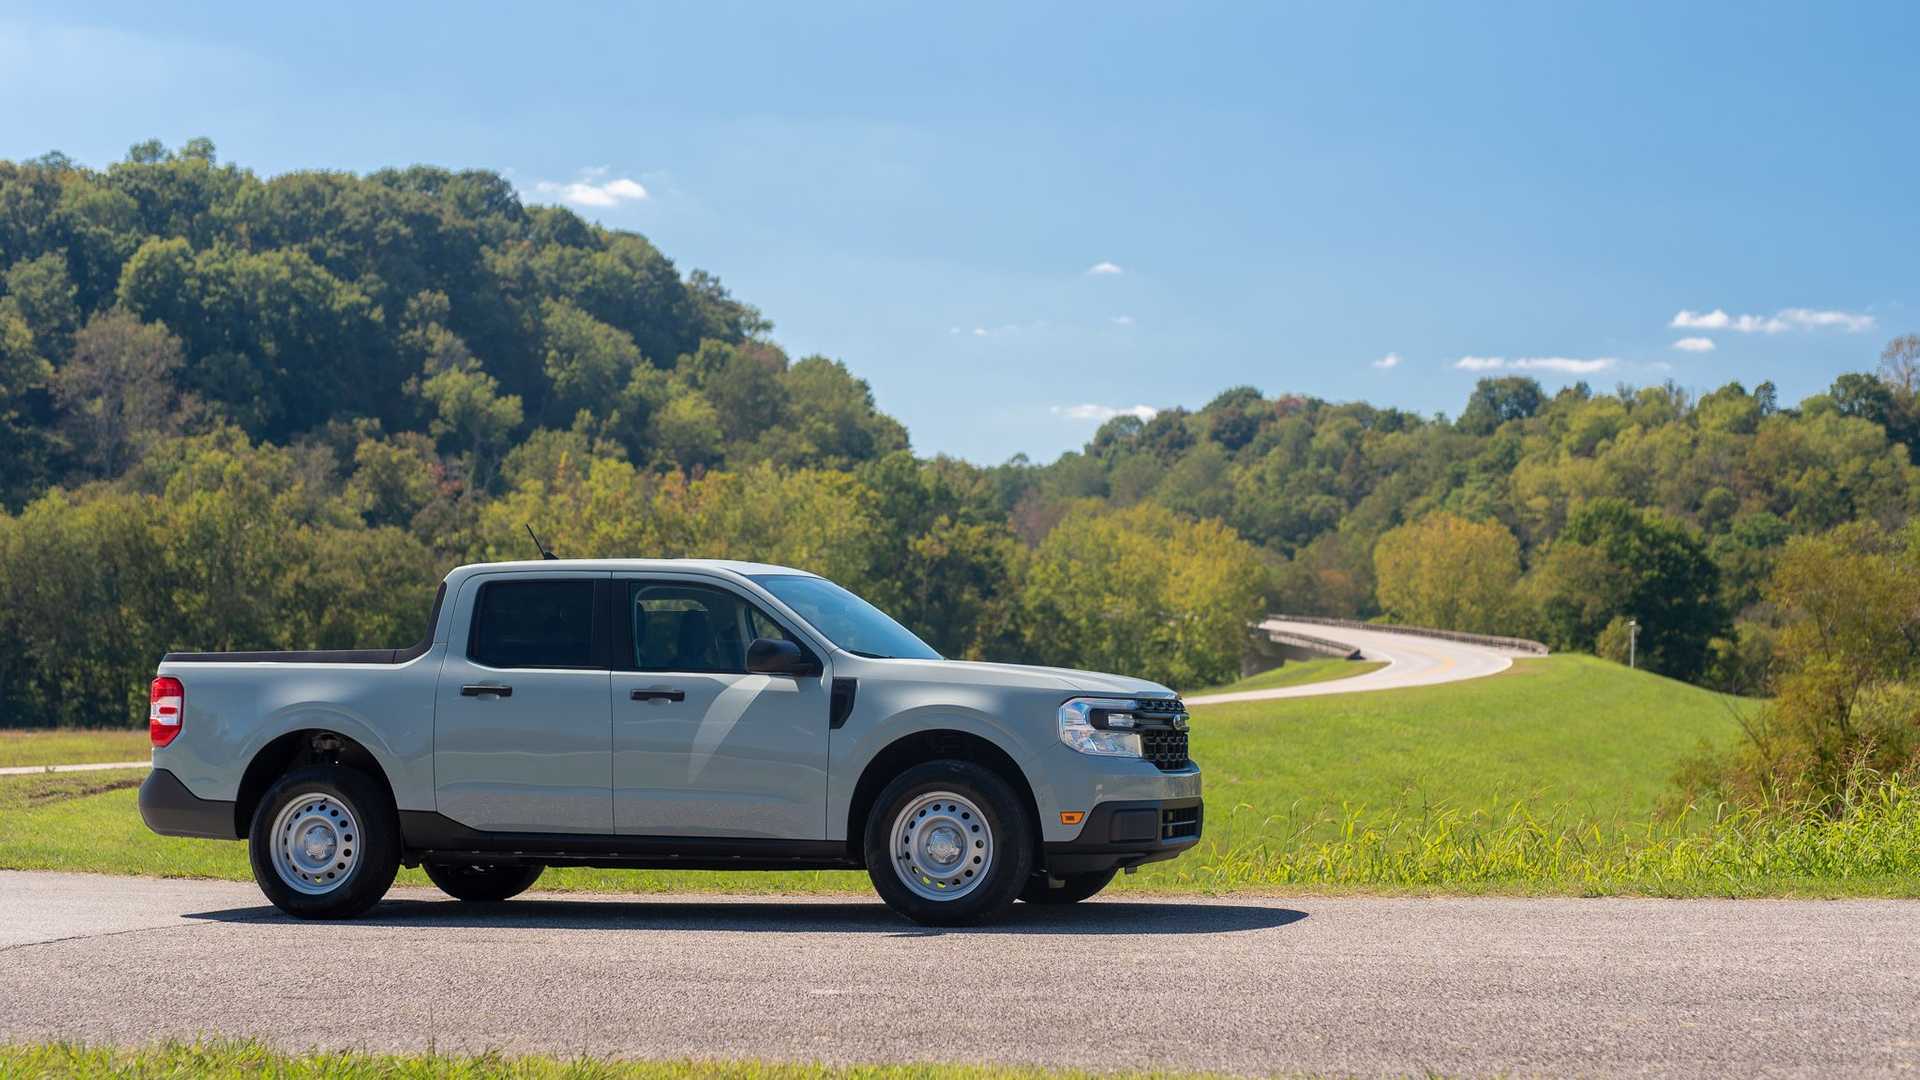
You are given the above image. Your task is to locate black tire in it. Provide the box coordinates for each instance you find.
[423,862,545,902]
[1020,868,1117,905]
[863,759,1034,927]
[248,765,400,919]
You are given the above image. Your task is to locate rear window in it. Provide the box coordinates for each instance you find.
[469,580,597,669]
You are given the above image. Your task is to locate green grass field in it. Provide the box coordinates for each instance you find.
[4,655,1916,896]
[0,1042,1223,1080]
[0,728,151,768]
[1189,657,1385,696]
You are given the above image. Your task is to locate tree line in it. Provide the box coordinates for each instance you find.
[1,142,1916,754]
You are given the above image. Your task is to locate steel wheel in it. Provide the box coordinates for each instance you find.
[890,790,993,902]
[268,791,360,895]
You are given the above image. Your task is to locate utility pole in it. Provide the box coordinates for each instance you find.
[1628,618,1639,670]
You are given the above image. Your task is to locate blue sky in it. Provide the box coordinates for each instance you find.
[4,2,1915,463]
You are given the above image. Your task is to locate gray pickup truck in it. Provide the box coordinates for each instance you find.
[141,559,1202,925]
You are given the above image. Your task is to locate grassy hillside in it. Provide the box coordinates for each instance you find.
[1190,653,1746,833]
[0,728,152,768]
[9,656,1911,897]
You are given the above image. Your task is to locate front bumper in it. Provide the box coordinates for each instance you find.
[1040,796,1203,875]
[139,767,240,840]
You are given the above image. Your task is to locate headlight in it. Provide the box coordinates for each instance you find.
[1057,697,1144,758]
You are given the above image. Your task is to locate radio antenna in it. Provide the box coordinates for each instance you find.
[524,523,558,561]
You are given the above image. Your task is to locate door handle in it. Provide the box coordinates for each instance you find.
[630,688,686,702]
[461,683,513,697]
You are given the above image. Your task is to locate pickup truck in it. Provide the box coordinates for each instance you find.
[141,559,1202,925]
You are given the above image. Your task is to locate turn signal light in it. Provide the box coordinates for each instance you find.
[1059,811,1086,826]
[149,676,184,748]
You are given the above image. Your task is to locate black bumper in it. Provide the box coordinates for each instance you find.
[139,768,240,840]
[1041,797,1203,875]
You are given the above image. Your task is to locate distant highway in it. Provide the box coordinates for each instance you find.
[1185,618,1537,705]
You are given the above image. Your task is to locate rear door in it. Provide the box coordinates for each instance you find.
[434,572,613,833]
[611,576,830,838]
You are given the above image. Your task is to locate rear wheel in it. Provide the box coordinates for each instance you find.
[863,760,1033,927]
[248,766,400,919]
[424,862,545,902]
[1020,868,1117,905]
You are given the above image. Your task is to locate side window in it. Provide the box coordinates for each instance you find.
[630,583,802,672]
[469,580,597,669]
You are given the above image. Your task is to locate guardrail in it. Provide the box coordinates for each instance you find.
[1260,629,1363,660]
[1266,615,1550,656]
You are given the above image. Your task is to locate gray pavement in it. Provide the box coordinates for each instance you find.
[1,870,1915,1077]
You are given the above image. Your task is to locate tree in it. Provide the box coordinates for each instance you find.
[1458,376,1545,435]
[418,361,523,489]
[1373,512,1522,634]
[51,310,196,477]
[1528,498,1726,679]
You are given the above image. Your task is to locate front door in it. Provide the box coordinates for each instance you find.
[434,573,612,833]
[612,578,830,838]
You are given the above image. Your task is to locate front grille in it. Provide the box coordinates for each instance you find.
[1161,805,1201,840]
[1141,729,1190,771]
[1133,697,1185,717]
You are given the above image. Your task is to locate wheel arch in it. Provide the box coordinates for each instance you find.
[845,728,1043,864]
[234,729,398,838]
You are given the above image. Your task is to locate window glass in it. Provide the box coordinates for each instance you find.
[747,575,941,660]
[469,580,597,669]
[632,584,756,672]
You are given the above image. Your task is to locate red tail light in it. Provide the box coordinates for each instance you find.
[149,676,184,747]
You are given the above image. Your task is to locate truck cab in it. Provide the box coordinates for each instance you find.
[141,559,1203,926]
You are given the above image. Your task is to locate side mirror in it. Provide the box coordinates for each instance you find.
[746,637,820,677]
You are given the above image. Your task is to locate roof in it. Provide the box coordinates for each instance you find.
[446,558,818,579]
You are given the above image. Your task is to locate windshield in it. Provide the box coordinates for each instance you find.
[749,575,942,660]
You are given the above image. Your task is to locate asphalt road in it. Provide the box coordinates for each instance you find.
[3,871,1915,1077]
[1185,620,1532,705]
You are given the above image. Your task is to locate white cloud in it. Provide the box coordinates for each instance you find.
[1512,356,1617,374]
[971,327,989,337]
[532,172,649,208]
[1454,355,1616,374]
[1087,261,1124,276]
[1111,315,1135,326]
[1671,307,1874,334]
[1672,336,1716,353]
[1372,352,1402,370]
[1052,403,1159,422]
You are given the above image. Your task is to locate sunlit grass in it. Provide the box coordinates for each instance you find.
[7,656,1909,897]
[0,1040,1237,1079]
[0,728,151,768]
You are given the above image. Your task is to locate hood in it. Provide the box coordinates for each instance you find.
[863,657,1174,697]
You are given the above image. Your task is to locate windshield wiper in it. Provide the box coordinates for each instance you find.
[847,649,894,659]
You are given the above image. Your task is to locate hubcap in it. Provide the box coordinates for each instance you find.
[269,792,360,896]
[890,791,993,902]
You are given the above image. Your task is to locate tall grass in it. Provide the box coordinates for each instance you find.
[1156,769,1920,895]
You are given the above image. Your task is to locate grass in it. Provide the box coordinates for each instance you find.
[0,1041,1233,1080]
[0,728,150,768]
[4,655,1914,896]
[1188,657,1385,696]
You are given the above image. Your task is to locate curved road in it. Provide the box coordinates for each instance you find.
[2,871,1915,1077]
[1185,619,1537,706]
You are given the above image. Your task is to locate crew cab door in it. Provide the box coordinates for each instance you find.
[611,577,830,839]
[434,572,613,833]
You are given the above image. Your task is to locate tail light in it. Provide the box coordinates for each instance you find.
[149,676,184,747]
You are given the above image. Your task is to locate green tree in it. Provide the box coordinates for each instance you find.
[1373,512,1523,634]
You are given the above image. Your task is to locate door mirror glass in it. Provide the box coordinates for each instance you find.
[746,636,819,677]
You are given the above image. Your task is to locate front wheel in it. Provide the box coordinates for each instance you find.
[1020,868,1117,905]
[863,760,1034,927]
[424,862,545,902]
[248,766,400,919]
